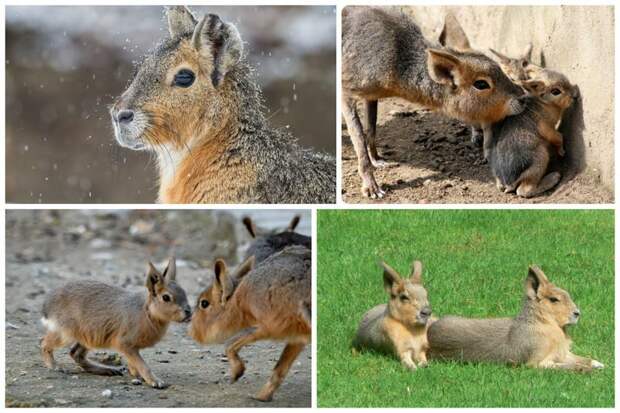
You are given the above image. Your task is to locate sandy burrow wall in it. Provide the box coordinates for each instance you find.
[403,6,614,192]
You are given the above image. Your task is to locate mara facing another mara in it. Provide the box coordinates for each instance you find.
[111,6,336,204]
[190,245,311,401]
[40,258,191,389]
[428,265,604,371]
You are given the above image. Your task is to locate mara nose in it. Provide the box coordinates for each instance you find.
[573,309,581,317]
[115,109,134,124]
[420,306,432,317]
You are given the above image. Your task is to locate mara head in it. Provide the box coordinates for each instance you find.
[242,215,301,239]
[524,265,580,327]
[431,13,525,124]
[189,256,255,344]
[381,260,431,327]
[489,44,539,82]
[522,69,579,112]
[145,256,192,323]
[111,6,245,153]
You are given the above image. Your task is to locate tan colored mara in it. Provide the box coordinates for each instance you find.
[353,260,433,370]
[40,258,191,388]
[189,245,311,401]
[428,265,604,371]
[110,6,335,204]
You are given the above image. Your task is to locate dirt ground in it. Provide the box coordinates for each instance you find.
[342,99,613,204]
[5,210,311,408]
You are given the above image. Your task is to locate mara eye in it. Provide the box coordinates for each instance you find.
[200,299,210,309]
[399,294,410,302]
[162,294,171,302]
[174,69,195,88]
[473,80,491,90]
[549,297,560,303]
[521,60,528,68]
[550,88,562,96]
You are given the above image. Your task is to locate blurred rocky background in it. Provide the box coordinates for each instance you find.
[6,6,336,203]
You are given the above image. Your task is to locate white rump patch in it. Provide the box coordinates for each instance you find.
[41,317,59,332]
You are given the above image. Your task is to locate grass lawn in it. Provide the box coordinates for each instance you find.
[317,209,614,407]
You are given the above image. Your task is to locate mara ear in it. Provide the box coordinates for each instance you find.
[242,217,257,238]
[539,50,547,68]
[214,259,235,305]
[380,261,402,294]
[146,262,163,296]
[427,49,464,87]
[438,13,471,52]
[522,80,545,95]
[525,265,550,299]
[571,85,580,99]
[162,256,176,282]
[166,6,197,39]
[521,43,533,61]
[213,259,227,304]
[287,215,301,232]
[409,260,423,284]
[489,48,511,64]
[192,13,244,88]
[233,255,255,279]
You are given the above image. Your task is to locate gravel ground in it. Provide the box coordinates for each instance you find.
[5,210,311,408]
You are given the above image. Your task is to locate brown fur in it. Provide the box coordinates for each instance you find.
[342,7,525,198]
[488,47,577,157]
[353,260,432,370]
[428,266,604,371]
[40,258,191,388]
[189,246,311,401]
[111,7,336,204]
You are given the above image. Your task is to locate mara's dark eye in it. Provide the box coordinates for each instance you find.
[162,294,171,302]
[399,294,410,302]
[174,69,195,88]
[550,88,562,96]
[521,60,528,68]
[473,80,491,90]
[549,297,560,303]
[200,299,210,309]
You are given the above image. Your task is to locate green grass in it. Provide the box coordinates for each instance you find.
[317,209,614,407]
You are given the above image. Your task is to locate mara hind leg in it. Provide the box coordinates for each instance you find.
[363,100,397,168]
[342,95,384,198]
[511,148,559,197]
[69,343,125,376]
[254,342,306,402]
[40,331,66,370]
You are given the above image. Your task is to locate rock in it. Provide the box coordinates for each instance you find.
[131,379,142,385]
[6,322,19,330]
[447,135,459,144]
[423,179,432,187]
[89,238,112,249]
[101,389,113,398]
[54,399,69,405]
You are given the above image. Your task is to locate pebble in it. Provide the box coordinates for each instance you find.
[423,179,432,187]
[131,379,142,386]
[101,389,113,398]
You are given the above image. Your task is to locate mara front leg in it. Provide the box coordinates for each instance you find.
[342,95,385,198]
[225,328,268,383]
[363,100,398,168]
[120,347,168,389]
